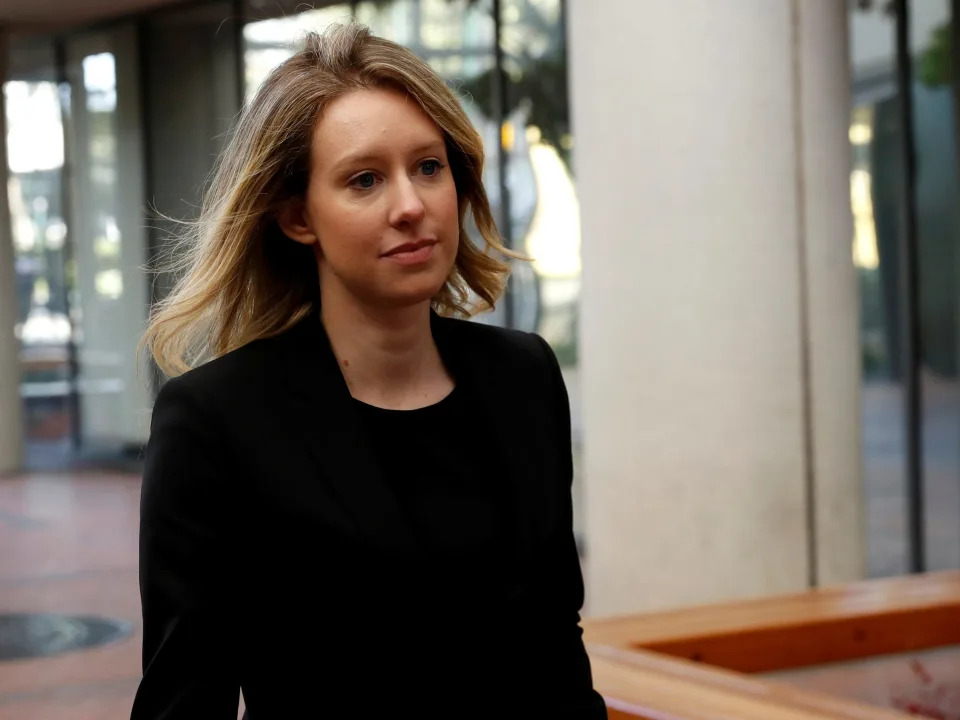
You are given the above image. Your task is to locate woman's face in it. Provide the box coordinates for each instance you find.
[281,86,460,312]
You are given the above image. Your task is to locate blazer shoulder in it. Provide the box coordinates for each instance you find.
[438,315,558,377]
[159,330,288,406]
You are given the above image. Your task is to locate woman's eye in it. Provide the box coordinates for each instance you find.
[420,160,444,177]
[350,172,377,189]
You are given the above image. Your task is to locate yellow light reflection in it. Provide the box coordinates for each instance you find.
[849,123,873,145]
[501,121,515,152]
[851,169,879,270]
[95,269,124,300]
[524,128,581,278]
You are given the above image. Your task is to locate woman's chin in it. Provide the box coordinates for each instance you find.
[379,269,452,308]
[387,284,448,309]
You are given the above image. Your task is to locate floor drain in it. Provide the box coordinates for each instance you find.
[0,613,132,661]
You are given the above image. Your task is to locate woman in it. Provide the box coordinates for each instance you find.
[131,22,606,719]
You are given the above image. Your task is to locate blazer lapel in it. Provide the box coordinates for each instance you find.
[277,308,419,555]
[431,313,543,570]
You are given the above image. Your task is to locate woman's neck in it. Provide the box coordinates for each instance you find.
[320,293,452,409]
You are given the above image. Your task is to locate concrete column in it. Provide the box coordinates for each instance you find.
[570,0,863,615]
[0,29,25,474]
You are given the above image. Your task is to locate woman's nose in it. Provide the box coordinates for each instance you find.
[388,176,427,227]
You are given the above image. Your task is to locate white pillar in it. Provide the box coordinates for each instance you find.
[0,29,25,474]
[571,0,863,616]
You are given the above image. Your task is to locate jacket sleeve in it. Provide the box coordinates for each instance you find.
[532,334,608,718]
[130,375,242,719]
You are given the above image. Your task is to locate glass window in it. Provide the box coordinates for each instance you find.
[911,0,960,571]
[849,2,911,577]
[64,23,152,451]
[243,3,352,101]
[4,36,75,465]
[355,0,418,48]
[498,0,578,353]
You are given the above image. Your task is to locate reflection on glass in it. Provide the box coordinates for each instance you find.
[82,53,116,112]
[4,77,73,449]
[911,0,960,571]
[5,82,64,174]
[524,126,579,278]
[849,3,910,577]
[355,0,417,47]
[70,46,129,441]
[242,4,352,101]
[80,52,123,302]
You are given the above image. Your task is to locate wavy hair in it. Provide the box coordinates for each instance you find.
[140,21,513,377]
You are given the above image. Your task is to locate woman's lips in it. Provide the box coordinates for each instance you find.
[382,240,437,265]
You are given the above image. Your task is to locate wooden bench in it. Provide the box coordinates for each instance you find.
[583,571,960,719]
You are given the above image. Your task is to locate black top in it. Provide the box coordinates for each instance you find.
[131,310,607,720]
[353,386,510,587]
[352,386,523,697]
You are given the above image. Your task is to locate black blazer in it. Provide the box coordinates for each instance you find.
[130,308,607,719]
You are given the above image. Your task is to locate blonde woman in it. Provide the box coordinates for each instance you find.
[131,22,605,720]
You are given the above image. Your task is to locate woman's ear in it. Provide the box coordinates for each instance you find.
[276,197,319,246]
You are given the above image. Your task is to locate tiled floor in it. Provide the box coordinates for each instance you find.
[0,473,143,720]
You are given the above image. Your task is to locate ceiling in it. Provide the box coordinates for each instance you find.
[1,0,182,30]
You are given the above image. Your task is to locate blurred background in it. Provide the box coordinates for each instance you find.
[1,0,959,717]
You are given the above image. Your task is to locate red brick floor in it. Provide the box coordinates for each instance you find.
[0,473,142,720]
[0,473,253,720]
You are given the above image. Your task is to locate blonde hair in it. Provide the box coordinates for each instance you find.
[141,22,513,377]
